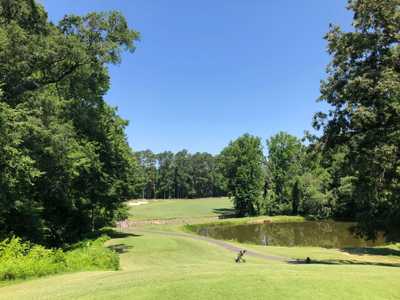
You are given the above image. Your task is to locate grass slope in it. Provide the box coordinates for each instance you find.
[1,198,400,300]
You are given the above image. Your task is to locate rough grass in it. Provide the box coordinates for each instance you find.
[2,197,400,300]
[0,236,119,282]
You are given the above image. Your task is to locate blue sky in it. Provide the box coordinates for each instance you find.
[42,0,352,154]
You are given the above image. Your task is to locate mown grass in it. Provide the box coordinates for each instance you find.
[1,197,400,300]
[129,197,305,233]
[1,231,400,300]
[128,197,233,221]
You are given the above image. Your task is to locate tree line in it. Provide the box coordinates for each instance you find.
[134,150,227,199]
[0,0,399,246]
[217,132,331,218]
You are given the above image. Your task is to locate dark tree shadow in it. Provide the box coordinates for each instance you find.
[213,208,237,219]
[341,247,400,257]
[108,231,141,239]
[107,244,133,254]
[100,228,142,239]
[288,258,400,268]
[78,229,141,243]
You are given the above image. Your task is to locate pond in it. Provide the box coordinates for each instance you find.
[190,221,386,248]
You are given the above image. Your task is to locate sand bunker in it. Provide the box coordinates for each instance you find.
[127,200,149,206]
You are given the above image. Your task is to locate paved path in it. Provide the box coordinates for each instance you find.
[135,229,291,263]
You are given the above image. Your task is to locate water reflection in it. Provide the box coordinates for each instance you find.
[195,221,386,248]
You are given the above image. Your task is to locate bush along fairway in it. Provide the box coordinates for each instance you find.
[0,236,119,282]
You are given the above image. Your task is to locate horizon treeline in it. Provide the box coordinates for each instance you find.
[134,150,227,199]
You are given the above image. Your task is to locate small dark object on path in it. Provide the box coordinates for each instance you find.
[306,257,311,264]
[235,250,247,263]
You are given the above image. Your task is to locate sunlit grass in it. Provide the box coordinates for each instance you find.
[1,231,400,300]
[2,197,400,300]
[128,197,233,221]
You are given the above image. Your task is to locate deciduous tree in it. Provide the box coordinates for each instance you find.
[315,0,400,239]
[219,134,264,216]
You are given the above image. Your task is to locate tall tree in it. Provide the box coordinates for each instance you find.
[219,134,264,216]
[265,132,305,214]
[190,153,216,198]
[0,0,140,246]
[156,151,175,199]
[314,0,400,239]
[173,150,193,198]
[291,179,301,215]
[135,150,158,199]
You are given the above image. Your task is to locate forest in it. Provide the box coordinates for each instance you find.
[0,0,399,248]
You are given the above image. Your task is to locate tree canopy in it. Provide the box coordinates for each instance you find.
[0,0,140,246]
[135,150,227,199]
[314,0,400,239]
[219,134,264,217]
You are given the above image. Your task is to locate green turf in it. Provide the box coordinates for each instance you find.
[128,197,233,220]
[1,197,400,300]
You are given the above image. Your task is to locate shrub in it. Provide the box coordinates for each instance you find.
[0,236,119,281]
[65,236,119,271]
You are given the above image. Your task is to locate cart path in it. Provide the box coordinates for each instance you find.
[135,229,291,263]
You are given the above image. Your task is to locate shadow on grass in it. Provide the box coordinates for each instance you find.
[213,208,237,219]
[99,228,142,239]
[107,244,133,254]
[289,258,400,268]
[108,231,141,239]
[341,246,400,257]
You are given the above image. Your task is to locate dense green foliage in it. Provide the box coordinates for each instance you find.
[219,134,264,216]
[1,0,399,252]
[314,0,400,239]
[0,236,118,281]
[264,132,305,215]
[264,132,331,218]
[0,0,140,246]
[135,150,227,199]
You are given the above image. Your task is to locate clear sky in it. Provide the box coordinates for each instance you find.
[42,0,352,154]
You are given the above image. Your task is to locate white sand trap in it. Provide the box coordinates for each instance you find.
[127,200,149,206]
